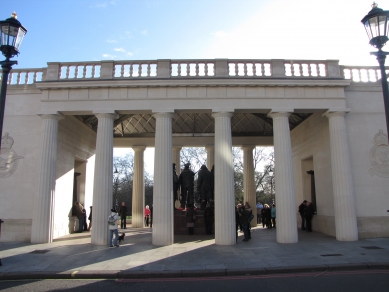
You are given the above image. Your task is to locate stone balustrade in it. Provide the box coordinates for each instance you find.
[2,59,388,85]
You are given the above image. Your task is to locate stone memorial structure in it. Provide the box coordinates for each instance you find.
[0,58,388,246]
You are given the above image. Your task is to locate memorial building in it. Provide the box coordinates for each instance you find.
[1,59,388,245]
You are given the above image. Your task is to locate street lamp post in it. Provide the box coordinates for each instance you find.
[361,3,389,136]
[113,168,119,210]
[0,12,27,141]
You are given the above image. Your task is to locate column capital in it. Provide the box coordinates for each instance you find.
[132,146,146,152]
[94,112,118,120]
[153,112,175,119]
[323,109,350,119]
[212,112,233,119]
[241,145,255,151]
[38,112,64,121]
[268,111,292,119]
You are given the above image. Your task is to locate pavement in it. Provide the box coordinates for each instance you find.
[0,225,388,280]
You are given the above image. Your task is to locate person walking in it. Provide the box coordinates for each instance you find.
[108,208,120,247]
[119,202,127,229]
[271,203,276,228]
[144,205,151,227]
[185,204,196,235]
[298,200,307,230]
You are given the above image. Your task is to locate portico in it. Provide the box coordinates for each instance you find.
[1,58,388,245]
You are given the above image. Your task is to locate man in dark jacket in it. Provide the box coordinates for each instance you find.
[119,202,127,229]
[179,163,195,209]
[197,165,214,210]
[304,201,314,232]
[238,205,251,241]
[204,203,214,235]
[298,200,307,230]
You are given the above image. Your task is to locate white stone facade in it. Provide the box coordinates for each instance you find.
[0,59,388,245]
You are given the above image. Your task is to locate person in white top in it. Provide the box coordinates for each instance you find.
[108,208,120,247]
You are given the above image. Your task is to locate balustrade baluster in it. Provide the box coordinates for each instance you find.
[261,64,266,76]
[66,66,70,79]
[147,63,151,77]
[75,66,79,78]
[129,64,133,77]
[357,69,362,82]
[16,72,20,84]
[83,66,87,78]
[252,63,257,76]
[244,63,247,76]
[186,63,190,76]
[195,63,199,76]
[33,72,37,83]
[290,62,295,76]
[139,64,142,77]
[92,65,96,78]
[177,63,181,76]
[120,64,124,77]
[235,63,238,76]
[205,63,208,76]
[313,64,319,76]
[308,64,312,76]
[298,64,303,76]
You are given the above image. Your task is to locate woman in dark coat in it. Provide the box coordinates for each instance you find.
[185,204,196,235]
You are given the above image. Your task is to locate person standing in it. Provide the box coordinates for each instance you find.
[244,202,252,239]
[87,206,92,231]
[271,203,276,228]
[204,203,214,235]
[298,200,307,230]
[304,201,314,232]
[82,207,88,231]
[108,208,120,247]
[238,205,251,241]
[264,204,272,228]
[144,205,151,227]
[119,202,127,229]
[74,202,84,233]
[179,163,195,209]
[185,204,196,235]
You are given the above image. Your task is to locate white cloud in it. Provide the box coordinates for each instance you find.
[102,53,116,59]
[114,48,126,53]
[141,30,148,36]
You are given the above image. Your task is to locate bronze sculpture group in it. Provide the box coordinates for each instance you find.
[173,163,214,210]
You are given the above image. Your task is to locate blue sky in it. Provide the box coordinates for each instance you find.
[1,0,383,69]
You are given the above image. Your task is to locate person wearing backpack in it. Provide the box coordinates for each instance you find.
[108,208,120,247]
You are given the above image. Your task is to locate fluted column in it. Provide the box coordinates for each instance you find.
[172,147,182,175]
[325,111,358,241]
[242,146,257,227]
[91,113,117,245]
[31,114,63,244]
[212,112,235,245]
[205,146,215,170]
[152,113,174,246]
[269,112,298,243]
[132,146,146,228]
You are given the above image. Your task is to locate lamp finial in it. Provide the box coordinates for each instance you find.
[11,11,17,19]
[372,2,378,9]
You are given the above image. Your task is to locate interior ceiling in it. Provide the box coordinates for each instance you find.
[77,113,311,138]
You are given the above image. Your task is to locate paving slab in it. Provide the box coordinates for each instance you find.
[0,226,388,279]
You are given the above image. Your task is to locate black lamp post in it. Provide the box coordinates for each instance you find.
[361,3,389,136]
[0,12,27,142]
[113,168,119,210]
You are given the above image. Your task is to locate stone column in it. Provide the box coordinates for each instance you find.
[31,113,63,244]
[132,146,146,228]
[91,113,117,245]
[269,112,298,243]
[324,111,358,241]
[152,113,174,246]
[212,112,235,245]
[242,146,257,227]
[205,146,215,170]
[172,147,182,174]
